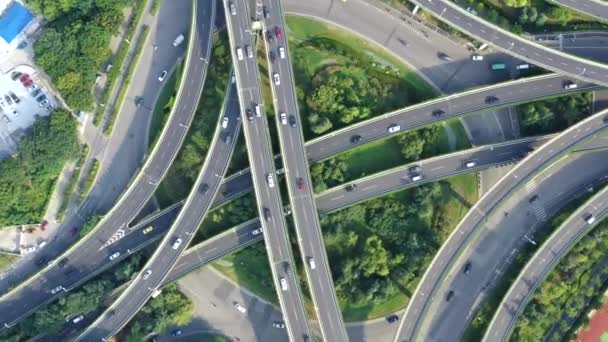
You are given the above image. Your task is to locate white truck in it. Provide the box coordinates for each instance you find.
[173,34,185,47]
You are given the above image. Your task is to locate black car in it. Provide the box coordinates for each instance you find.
[603,115,608,124]
[263,6,270,19]
[464,262,472,275]
[35,256,47,266]
[171,329,183,336]
[246,109,254,122]
[106,310,115,318]
[134,96,144,107]
[269,51,276,62]
[446,290,455,302]
[409,165,421,174]
[345,184,357,192]
[58,258,68,268]
[485,96,499,104]
[266,30,274,41]
[386,314,399,323]
[263,207,271,222]
[432,109,445,117]
[199,183,209,194]
[437,52,452,61]
[36,94,47,103]
[350,135,362,144]
[528,195,539,204]
[289,115,296,127]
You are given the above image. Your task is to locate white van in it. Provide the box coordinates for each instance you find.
[563,82,578,90]
[173,34,185,47]
[236,47,244,61]
[465,161,476,168]
[388,124,401,133]
[254,104,262,117]
[516,63,530,70]
[308,257,316,270]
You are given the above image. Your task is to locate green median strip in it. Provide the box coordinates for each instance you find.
[56,144,90,221]
[78,159,100,204]
[104,25,151,136]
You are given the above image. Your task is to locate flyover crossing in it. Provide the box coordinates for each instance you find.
[0,0,214,330]
[393,107,608,342]
[0,72,598,328]
[411,0,608,87]
[261,0,348,340]
[484,183,608,342]
[223,0,312,340]
[550,0,608,23]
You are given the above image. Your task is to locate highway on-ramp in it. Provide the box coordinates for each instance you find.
[223,0,312,340]
[393,108,608,342]
[411,0,608,87]
[0,0,213,331]
[261,0,348,341]
[484,184,608,342]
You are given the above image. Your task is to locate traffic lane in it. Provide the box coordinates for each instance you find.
[395,112,608,341]
[316,137,548,213]
[264,1,348,340]
[485,187,608,342]
[413,0,608,86]
[225,1,312,339]
[420,152,608,342]
[306,75,599,162]
[550,0,608,23]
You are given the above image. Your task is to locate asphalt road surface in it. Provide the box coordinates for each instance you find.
[549,0,608,23]
[0,0,214,331]
[484,184,608,342]
[76,1,220,340]
[394,108,608,342]
[223,0,312,340]
[412,0,608,87]
[261,0,348,341]
[414,152,608,342]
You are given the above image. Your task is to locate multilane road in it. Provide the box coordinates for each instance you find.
[393,108,608,342]
[484,184,608,342]
[412,0,608,87]
[0,0,213,330]
[223,0,312,340]
[550,0,608,23]
[261,0,348,341]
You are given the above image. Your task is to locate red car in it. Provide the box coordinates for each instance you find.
[297,177,304,190]
[274,26,283,40]
[22,79,33,87]
[40,220,48,231]
[19,74,29,83]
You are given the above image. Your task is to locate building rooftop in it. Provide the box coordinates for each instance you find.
[0,2,33,44]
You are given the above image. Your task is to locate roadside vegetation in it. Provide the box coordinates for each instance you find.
[29,0,133,110]
[517,92,593,136]
[79,215,103,239]
[445,0,607,33]
[0,110,78,226]
[78,159,100,203]
[148,63,182,151]
[463,189,598,341]
[56,144,89,221]
[285,16,437,139]
[154,32,231,207]
[215,173,478,321]
[514,217,608,341]
[121,284,194,341]
[0,252,146,341]
[0,254,19,273]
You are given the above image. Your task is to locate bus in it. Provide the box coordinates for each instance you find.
[491,63,506,70]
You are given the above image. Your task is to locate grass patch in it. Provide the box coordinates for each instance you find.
[0,254,19,273]
[104,25,151,136]
[56,144,89,221]
[150,0,162,16]
[78,159,100,203]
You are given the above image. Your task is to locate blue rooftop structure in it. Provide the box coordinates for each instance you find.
[0,2,33,44]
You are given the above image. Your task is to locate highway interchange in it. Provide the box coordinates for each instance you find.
[2,0,608,341]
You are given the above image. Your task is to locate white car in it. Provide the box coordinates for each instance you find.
[246,45,253,58]
[466,7,478,15]
[229,1,236,15]
[254,104,262,117]
[51,286,63,294]
[172,237,183,250]
[109,252,120,261]
[411,174,422,182]
[280,277,288,291]
[308,257,316,270]
[278,46,286,59]
[273,73,280,86]
[72,315,84,324]
[267,173,275,188]
[236,47,244,61]
[158,70,167,82]
[280,112,287,125]
[585,214,596,225]
[222,117,229,129]
[465,161,476,168]
[252,227,263,235]
[471,54,483,61]
[563,82,578,90]
[142,269,152,280]
[234,302,247,313]
[23,246,37,254]
[388,124,401,133]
